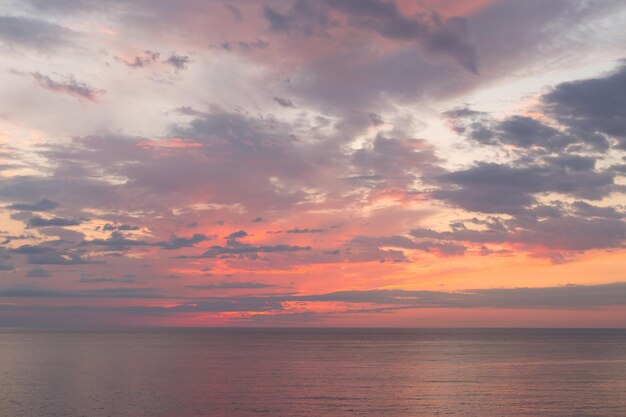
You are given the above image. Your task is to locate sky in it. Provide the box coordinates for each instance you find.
[0,0,625,327]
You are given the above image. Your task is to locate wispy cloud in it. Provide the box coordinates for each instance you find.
[31,72,103,101]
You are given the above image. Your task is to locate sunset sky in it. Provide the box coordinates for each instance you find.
[0,0,625,327]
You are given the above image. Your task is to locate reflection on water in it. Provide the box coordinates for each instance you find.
[1,328,625,416]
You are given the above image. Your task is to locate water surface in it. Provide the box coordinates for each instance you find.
[1,328,625,416]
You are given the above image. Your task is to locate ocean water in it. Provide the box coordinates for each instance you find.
[1,328,625,417]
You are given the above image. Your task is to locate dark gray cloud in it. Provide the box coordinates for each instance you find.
[27,216,82,227]
[155,233,209,250]
[545,155,596,172]
[351,135,441,191]
[446,111,596,152]
[0,233,31,245]
[226,230,248,239]
[149,297,283,314]
[84,232,208,251]
[11,244,52,254]
[20,0,106,14]
[84,232,150,250]
[286,228,324,234]
[273,97,295,108]
[115,50,160,68]
[0,286,160,298]
[447,63,626,153]
[102,223,141,231]
[572,201,624,219]
[510,216,626,255]
[114,49,190,72]
[218,39,269,52]
[497,116,572,150]
[264,0,479,73]
[1,283,624,325]
[26,267,51,277]
[200,243,311,259]
[0,170,124,212]
[348,235,466,259]
[163,53,190,70]
[7,198,59,212]
[187,281,275,290]
[276,0,623,110]
[0,15,75,50]
[79,275,135,283]
[432,61,626,261]
[224,4,242,21]
[31,72,102,101]
[27,252,93,265]
[0,108,343,220]
[237,39,269,51]
[411,208,626,262]
[291,282,626,310]
[542,62,626,150]
[263,0,337,36]
[0,262,15,271]
[434,162,616,214]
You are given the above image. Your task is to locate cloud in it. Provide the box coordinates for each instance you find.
[545,155,596,172]
[79,275,135,283]
[273,97,295,108]
[445,111,599,152]
[351,135,441,191]
[200,244,311,259]
[163,53,190,70]
[572,201,624,219]
[187,281,275,290]
[27,216,82,227]
[102,223,141,231]
[31,72,103,102]
[11,244,52,254]
[0,263,15,271]
[7,199,59,212]
[447,63,626,152]
[453,114,577,151]
[542,62,626,150]
[155,233,209,250]
[411,208,626,262]
[333,0,479,73]
[27,252,93,265]
[84,232,208,251]
[223,4,242,21]
[114,50,190,72]
[218,40,269,52]
[348,235,466,259]
[2,283,624,324]
[430,60,626,261]
[236,39,269,51]
[115,50,160,68]
[434,162,616,214]
[264,0,479,73]
[286,228,324,234]
[290,282,626,310]
[0,15,75,50]
[26,268,51,278]
[0,0,624,327]
[225,230,248,239]
[0,286,161,298]
[84,232,150,250]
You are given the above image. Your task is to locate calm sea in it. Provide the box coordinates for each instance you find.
[1,328,625,417]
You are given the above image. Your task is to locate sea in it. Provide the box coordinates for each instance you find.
[1,328,625,417]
